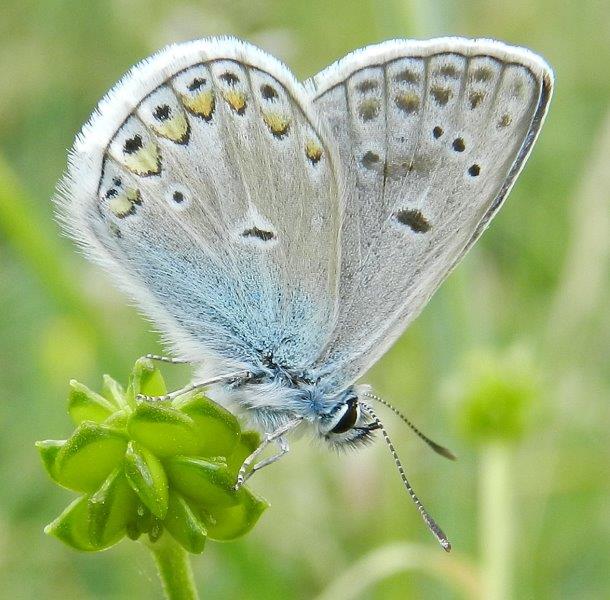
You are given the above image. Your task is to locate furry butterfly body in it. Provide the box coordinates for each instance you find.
[56,37,552,548]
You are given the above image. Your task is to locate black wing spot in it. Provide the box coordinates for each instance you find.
[430,86,452,106]
[394,209,431,233]
[452,137,465,152]
[361,150,380,169]
[220,72,239,86]
[433,126,444,139]
[472,67,493,82]
[172,191,184,203]
[123,134,143,155]
[112,177,122,186]
[260,84,278,100]
[153,104,171,121]
[241,227,275,242]
[468,164,481,177]
[499,114,512,128]
[394,69,419,84]
[187,77,206,91]
[356,80,378,93]
[437,65,460,79]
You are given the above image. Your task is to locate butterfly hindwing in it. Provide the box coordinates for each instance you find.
[307,38,553,386]
[57,38,342,370]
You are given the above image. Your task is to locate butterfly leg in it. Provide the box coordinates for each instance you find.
[137,370,252,402]
[234,418,302,489]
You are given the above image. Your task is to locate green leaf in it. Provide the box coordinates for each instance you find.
[68,380,115,425]
[54,421,128,493]
[124,441,169,519]
[45,496,96,552]
[202,487,268,541]
[164,491,207,554]
[127,402,200,458]
[165,456,239,508]
[126,358,167,406]
[227,430,261,476]
[36,439,65,481]
[89,469,137,548]
[174,393,240,458]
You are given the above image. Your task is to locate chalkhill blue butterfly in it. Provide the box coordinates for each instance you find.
[56,37,553,550]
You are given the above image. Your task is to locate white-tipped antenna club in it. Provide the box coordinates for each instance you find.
[364,392,457,461]
[361,403,452,552]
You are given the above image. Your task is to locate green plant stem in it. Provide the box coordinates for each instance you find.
[146,533,200,600]
[479,442,513,600]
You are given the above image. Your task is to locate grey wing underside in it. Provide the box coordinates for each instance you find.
[307,38,553,387]
[56,39,341,371]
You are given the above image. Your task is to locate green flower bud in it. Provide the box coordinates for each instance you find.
[453,346,539,444]
[37,359,268,553]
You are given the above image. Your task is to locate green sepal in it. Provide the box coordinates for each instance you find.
[164,491,207,554]
[173,393,240,458]
[101,374,126,409]
[227,430,261,476]
[104,408,129,429]
[36,439,65,482]
[126,358,167,406]
[124,441,169,519]
[54,422,128,493]
[44,495,96,551]
[68,380,115,425]
[203,487,268,542]
[127,402,200,458]
[165,456,239,508]
[88,468,137,548]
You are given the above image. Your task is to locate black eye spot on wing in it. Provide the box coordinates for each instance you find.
[430,86,451,106]
[499,114,512,128]
[357,80,378,93]
[361,150,380,169]
[358,99,380,121]
[220,72,239,86]
[437,64,460,79]
[260,84,278,101]
[241,227,275,242]
[123,134,143,155]
[472,67,493,82]
[469,91,485,109]
[154,104,171,121]
[393,209,431,233]
[468,164,481,177]
[172,190,184,203]
[394,69,419,84]
[112,177,122,186]
[433,126,444,139]
[188,77,206,91]
[452,137,465,152]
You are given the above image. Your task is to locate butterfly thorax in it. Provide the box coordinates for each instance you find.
[207,355,377,448]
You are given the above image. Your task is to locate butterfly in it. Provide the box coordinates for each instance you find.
[55,37,553,550]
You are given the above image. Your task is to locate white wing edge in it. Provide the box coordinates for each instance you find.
[305,37,554,96]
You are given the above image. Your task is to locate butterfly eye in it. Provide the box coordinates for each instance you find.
[330,398,359,434]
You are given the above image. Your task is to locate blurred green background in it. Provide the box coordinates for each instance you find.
[1,0,608,598]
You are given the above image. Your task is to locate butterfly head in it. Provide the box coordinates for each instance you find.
[317,391,381,449]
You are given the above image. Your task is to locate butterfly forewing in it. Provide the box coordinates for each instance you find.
[308,39,553,386]
[57,39,341,370]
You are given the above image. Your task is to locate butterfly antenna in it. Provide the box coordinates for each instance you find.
[364,392,456,461]
[361,403,451,552]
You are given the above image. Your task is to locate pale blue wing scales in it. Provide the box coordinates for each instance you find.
[307,38,553,387]
[56,39,341,372]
